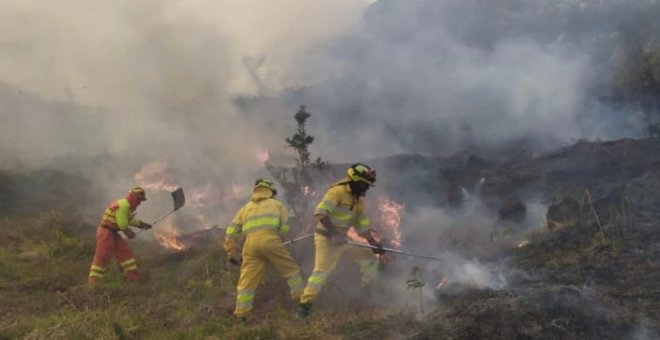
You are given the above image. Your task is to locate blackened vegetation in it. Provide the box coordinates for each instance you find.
[423,138,660,339]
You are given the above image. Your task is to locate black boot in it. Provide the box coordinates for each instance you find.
[298,302,312,319]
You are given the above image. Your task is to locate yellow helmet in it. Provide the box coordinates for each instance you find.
[347,163,376,186]
[254,178,277,196]
[130,187,147,201]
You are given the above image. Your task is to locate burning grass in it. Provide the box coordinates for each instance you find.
[3,153,660,338]
[153,223,188,251]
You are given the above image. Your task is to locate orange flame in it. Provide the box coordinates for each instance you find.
[376,196,405,248]
[154,223,187,251]
[134,162,179,192]
[134,162,247,251]
[346,195,404,249]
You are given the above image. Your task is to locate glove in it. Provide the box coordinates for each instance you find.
[367,238,385,255]
[123,228,136,239]
[138,221,152,230]
[371,243,385,255]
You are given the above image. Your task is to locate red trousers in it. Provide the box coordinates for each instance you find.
[88,226,141,284]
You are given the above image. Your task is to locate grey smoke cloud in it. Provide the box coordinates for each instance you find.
[1,0,659,211]
[0,0,369,169]
[237,0,660,160]
[2,0,659,168]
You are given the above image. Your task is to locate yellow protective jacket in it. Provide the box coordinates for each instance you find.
[224,187,290,255]
[314,178,370,235]
[101,198,142,231]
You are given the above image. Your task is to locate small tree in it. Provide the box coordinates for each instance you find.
[406,266,426,318]
[285,106,314,169]
[267,105,327,235]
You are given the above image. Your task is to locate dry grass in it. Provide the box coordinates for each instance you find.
[0,212,422,340]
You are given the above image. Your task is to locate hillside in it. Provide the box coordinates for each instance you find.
[1,137,660,339]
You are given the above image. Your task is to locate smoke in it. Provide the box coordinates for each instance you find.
[0,0,370,168]
[368,174,552,310]
[2,1,659,172]
[235,0,660,159]
[3,0,659,170]
[1,1,658,236]
[0,0,374,214]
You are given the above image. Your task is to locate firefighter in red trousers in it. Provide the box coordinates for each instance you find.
[88,187,152,284]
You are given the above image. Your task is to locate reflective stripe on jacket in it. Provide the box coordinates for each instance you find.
[224,187,289,254]
[314,179,370,235]
[101,198,140,231]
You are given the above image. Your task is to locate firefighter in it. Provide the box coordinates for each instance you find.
[298,163,384,318]
[88,187,152,284]
[224,178,304,320]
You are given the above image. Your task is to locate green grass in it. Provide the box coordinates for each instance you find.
[0,213,421,339]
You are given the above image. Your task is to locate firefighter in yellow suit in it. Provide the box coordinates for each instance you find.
[224,178,304,320]
[299,163,384,318]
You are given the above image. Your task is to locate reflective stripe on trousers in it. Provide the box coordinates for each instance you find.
[88,226,141,283]
[300,233,377,304]
[233,230,302,317]
[235,288,255,311]
[120,258,138,272]
[305,271,329,291]
[287,272,304,298]
[89,264,106,278]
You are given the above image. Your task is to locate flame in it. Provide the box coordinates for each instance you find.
[346,195,404,250]
[376,196,405,248]
[134,161,179,192]
[154,223,187,251]
[134,162,248,250]
[436,277,449,289]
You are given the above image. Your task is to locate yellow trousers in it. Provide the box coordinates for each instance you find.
[234,230,303,317]
[300,233,378,304]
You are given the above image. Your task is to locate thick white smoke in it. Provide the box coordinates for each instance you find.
[2,0,659,167]
[235,0,660,160]
[1,0,658,224]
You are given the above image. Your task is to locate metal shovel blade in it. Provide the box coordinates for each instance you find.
[171,187,186,211]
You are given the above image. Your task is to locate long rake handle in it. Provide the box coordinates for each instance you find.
[282,233,315,246]
[135,210,178,235]
[151,211,176,226]
[347,241,445,261]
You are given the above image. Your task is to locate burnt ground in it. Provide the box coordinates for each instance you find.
[416,213,659,340]
[401,138,660,339]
